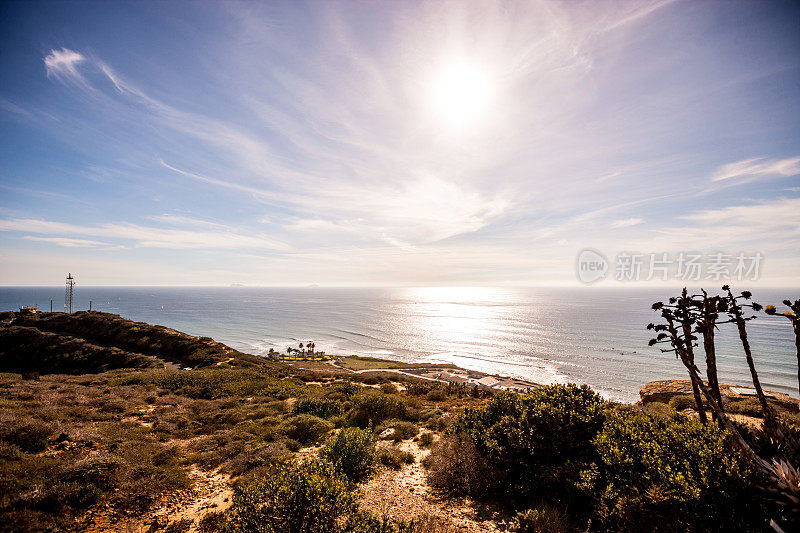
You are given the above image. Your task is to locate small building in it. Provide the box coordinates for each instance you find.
[441,372,468,384]
[18,306,38,315]
[476,376,500,388]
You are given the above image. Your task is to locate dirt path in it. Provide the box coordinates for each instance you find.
[359,439,506,532]
[84,466,233,532]
[147,466,233,529]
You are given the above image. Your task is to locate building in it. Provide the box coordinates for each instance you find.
[476,376,500,388]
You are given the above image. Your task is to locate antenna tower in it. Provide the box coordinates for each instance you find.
[65,273,75,313]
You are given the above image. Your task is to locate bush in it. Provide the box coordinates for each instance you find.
[727,398,763,418]
[591,411,767,532]
[319,427,377,482]
[224,460,360,533]
[380,383,399,394]
[198,511,226,533]
[63,455,122,490]
[424,432,500,496]
[1,418,55,453]
[441,385,606,502]
[293,397,343,419]
[426,389,447,402]
[332,381,361,398]
[668,395,700,412]
[418,431,434,447]
[279,415,333,444]
[378,446,415,469]
[349,393,408,427]
[390,421,418,442]
[511,505,574,533]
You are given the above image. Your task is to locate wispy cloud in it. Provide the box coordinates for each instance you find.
[679,197,800,231]
[1,218,290,251]
[146,214,228,229]
[611,217,644,228]
[3,1,795,285]
[43,48,87,85]
[711,156,800,182]
[23,236,111,248]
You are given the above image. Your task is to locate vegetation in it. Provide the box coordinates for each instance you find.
[293,397,344,419]
[0,325,160,374]
[3,291,799,531]
[648,286,800,530]
[11,310,262,368]
[592,411,765,532]
[425,383,773,531]
[431,384,606,504]
[319,427,377,482]
[223,459,359,533]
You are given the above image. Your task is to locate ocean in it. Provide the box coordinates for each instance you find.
[2,286,797,403]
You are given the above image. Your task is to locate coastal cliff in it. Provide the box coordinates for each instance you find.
[640,379,799,413]
[0,310,263,374]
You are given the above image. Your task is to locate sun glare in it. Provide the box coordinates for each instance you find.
[430,62,493,127]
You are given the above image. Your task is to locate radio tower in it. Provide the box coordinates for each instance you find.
[65,273,75,313]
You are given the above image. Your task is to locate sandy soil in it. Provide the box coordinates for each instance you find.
[359,438,508,532]
[84,466,232,532]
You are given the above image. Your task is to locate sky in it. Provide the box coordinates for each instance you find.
[0,0,798,286]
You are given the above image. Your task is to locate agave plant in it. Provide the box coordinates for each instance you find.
[690,289,724,416]
[765,299,800,397]
[720,285,773,421]
[648,288,707,423]
[649,288,800,529]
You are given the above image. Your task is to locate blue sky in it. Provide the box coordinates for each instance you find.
[0,0,798,286]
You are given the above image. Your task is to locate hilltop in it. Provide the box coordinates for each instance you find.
[0,310,263,374]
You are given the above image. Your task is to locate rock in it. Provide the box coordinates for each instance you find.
[378,428,395,440]
[640,380,799,413]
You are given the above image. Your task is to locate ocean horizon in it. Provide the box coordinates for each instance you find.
[2,285,797,403]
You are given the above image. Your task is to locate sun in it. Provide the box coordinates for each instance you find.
[430,61,493,127]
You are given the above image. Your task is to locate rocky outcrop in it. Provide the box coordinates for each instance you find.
[640,380,799,413]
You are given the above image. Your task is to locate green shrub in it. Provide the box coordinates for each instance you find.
[641,402,675,417]
[63,455,123,490]
[441,385,606,502]
[332,381,361,398]
[727,398,764,418]
[165,518,194,533]
[390,421,418,442]
[349,393,408,427]
[426,389,447,402]
[418,431,434,447]
[294,398,343,419]
[668,395,700,412]
[223,459,359,533]
[591,411,767,532]
[378,446,415,469]
[380,383,398,394]
[511,505,574,533]
[424,432,500,496]
[279,415,333,444]
[319,427,377,482]
[1,418,55,453]
[198,511,226,533]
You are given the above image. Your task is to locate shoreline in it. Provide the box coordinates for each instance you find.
[289,354,541,393]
